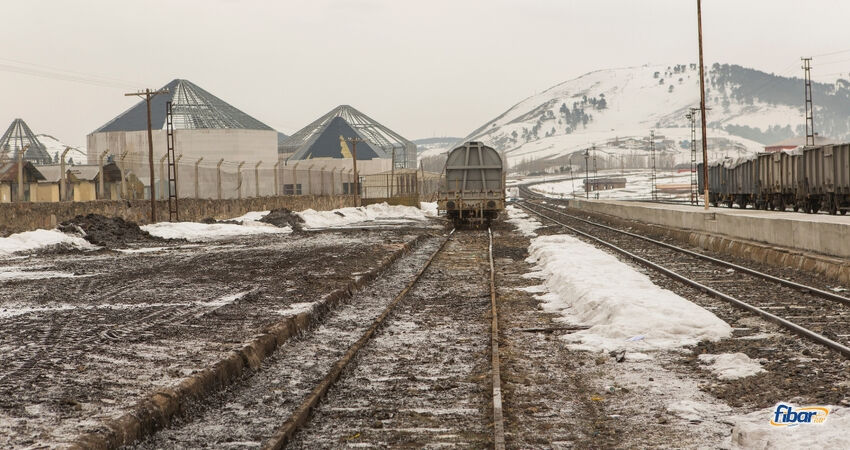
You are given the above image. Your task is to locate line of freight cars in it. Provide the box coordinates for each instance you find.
[697,143,850,214]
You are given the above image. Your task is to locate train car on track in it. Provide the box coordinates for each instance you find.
[438,141,506,226]
[698,143,850,214]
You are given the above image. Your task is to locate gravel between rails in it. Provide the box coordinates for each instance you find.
[132,234,448,449]
[287,230,493,448]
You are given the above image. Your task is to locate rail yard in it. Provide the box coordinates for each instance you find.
[2,174,849,447]
[5,2,850,448]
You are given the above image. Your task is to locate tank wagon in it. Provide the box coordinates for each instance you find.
[697,143,850,214]
[438,141,506,226]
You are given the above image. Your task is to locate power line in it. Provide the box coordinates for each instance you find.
[0,59,142,89]
[812,48,850,58]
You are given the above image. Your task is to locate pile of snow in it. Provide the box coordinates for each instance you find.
[505,205,543,237]
[698,353,764,380]
[0,229,97,257]
[297,203,433,229]
[229,210,270,222]
[731,405,849,449]
[142,221,291,242]
[419,202,438,217]
[525,234,732,352]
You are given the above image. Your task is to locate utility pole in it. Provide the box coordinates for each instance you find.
[592,145,599,199]
[125,87,169,222]
[686,108,698,205]
[583,148,590,199]
[696,0,710,210]
[802,57,815,146]
[345,137,364,206]
[649,130,657,201]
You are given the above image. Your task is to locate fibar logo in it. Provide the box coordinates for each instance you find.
[770,403,829,427]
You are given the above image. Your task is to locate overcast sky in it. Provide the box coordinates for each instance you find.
[1,0,848,147]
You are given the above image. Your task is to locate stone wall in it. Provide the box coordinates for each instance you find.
[0,195,356,236]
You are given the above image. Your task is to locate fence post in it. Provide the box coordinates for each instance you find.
[159,154,168,200]
[119,150,129,200]
[59,147,70,202]
[98,149,109,199]
[17,148,25,202]
[237,161,245,200]
[307,164,312,196]
[194,157,203,199]
[175,154,183,197]
[216,158,224,200]
[274,161,280,196]
[255,161,262,197]
[292,162,299,195]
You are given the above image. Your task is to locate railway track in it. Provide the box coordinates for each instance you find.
[134,229,506,449]
[516,197,850,358]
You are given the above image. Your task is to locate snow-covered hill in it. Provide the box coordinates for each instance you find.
[460,63,849,173]
[36,134,87,164]
[413,137,461,159]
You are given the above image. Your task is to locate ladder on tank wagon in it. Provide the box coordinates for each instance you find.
[166,101,179,221]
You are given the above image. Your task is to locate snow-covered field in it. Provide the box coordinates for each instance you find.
[531,169,693,201]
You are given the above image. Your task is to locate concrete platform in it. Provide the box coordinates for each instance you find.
[565,198,850,259]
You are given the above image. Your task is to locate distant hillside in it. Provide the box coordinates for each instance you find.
[460,63,850,174]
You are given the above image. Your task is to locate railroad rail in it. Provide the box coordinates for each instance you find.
[262,228,506,448]
[516,199,850,359]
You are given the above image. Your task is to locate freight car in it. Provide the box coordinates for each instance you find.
[697,143,850,214]
[438,141,506,226]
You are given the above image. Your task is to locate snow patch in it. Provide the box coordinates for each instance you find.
[731,405,849,449]
[276,302,315,316]
[0,229,98,257]
[229,210,270,222]
[0,268,84,282]
[698,353,764,380]
[505,204,543,236]
[526,234,732,352]
[666,399,731,422]
[297,203,432,229]
[419,202,438,217]
[141,221,291,242]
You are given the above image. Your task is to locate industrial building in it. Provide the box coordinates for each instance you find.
[280,105,417,177]
[87,79,278,199]
[0,119,54,165]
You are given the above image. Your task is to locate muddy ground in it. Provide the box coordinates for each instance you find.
[0,223,435,448]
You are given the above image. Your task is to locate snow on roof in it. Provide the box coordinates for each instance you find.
[92,79,273,133]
